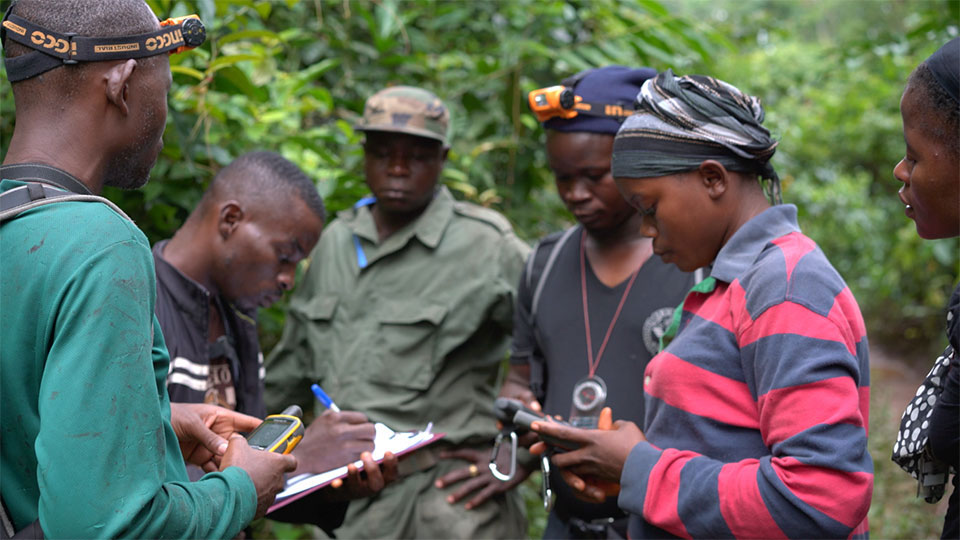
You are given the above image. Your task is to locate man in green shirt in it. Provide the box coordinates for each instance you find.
[0,1,295,537]
[265,86,529,538]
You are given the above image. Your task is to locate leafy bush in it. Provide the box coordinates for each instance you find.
[678,0,960,361]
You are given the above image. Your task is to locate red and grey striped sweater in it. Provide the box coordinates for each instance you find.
[620,205,871,539]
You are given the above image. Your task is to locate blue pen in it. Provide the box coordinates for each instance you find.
[311,383,340,413]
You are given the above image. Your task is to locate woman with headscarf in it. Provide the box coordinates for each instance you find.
[532,71,872,538]
[891,37,959,540]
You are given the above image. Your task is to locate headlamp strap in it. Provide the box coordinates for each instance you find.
[569,100,636,120]
[2,12,190,82]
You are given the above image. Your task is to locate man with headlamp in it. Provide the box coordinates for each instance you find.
[486,66,697,538]
[0,1,296,537]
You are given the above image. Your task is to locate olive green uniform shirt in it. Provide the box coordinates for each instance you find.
[265,187,530,537]
[265,186,529,445]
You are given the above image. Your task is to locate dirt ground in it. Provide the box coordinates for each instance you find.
[871,344,930,412]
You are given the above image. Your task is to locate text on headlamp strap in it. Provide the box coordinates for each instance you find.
[2,14,188,62]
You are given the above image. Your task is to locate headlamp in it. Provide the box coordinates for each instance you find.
[1,1,206,83]
[528,85,582,122]
[159,15,206,54]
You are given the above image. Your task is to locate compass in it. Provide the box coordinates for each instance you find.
[570,375,607,428]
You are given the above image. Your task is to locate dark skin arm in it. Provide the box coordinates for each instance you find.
[435,448,532,509]
[220,434,298,518]
[435,364,539,509]
[325,451,399,500]
[499,364,540,411]
[531,409,644,504]
[291,410,377,475]
[170,402,263,473]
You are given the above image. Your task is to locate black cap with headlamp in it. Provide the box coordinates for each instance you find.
[1,0,205,83]
[527,65,657,135]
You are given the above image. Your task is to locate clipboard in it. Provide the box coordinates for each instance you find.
[267,422,444,514]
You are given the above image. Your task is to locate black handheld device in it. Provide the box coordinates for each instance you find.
[493,397,579,451]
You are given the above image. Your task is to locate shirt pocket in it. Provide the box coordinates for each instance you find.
[288,295,339,373]
[370,300,448,390]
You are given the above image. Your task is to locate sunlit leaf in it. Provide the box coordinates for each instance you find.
[217,29,282,46]
[170,65,206,80]
[208,54,262,72]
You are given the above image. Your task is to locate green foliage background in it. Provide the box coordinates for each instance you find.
[2,0,954,356]
[2,1,958,538]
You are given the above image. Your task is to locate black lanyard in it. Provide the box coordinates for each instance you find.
[0,163,92,195]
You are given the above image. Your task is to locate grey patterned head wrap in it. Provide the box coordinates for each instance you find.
[612,70,782,203]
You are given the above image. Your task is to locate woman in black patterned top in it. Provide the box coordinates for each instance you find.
[893,37,959,539]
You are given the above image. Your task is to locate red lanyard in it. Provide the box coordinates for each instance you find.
[580,229,641,378]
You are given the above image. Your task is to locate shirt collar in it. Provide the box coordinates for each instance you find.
[342,185,454,250]
[710,204,800,283]
[153,239,211,328]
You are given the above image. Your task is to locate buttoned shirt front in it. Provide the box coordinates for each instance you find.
[265,186,530,444]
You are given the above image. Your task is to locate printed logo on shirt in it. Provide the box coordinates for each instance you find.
[168,356,209,391]
[642,307,675,356]
[205,357,237,410]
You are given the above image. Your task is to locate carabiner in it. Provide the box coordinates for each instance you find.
[540,454,554,511]
[488,430,518,482]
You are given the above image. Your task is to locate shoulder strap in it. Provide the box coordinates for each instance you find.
[522,225,579,402]
[530,225,579,321]
[0,498,14,539]
[0,184,131,224]
[0,496,43,539]
[0,163,93,195]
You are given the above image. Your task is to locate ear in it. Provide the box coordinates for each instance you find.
[217,201,244,240]
[440,146,450,164]
[104,59,138,116]
[698,160,730,200]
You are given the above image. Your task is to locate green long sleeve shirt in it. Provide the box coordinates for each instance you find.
[0,179,257,538]
[264,187,530,445]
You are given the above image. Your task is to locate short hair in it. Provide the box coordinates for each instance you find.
[203,151,326,222]
[4,0,162,102]
[908,62,960,158]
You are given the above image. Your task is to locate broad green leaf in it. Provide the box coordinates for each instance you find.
[292,59,342,92]
[208,54,262,73]
[170,65,206,80]
[446,180,478,198]
[255,1,271,19]
[442,168,469,183]
[217,29,282,46]
[258,110,292,124]
[211,65,268,102]
[197,0,215,24]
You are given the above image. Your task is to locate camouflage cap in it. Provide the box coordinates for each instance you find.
[357,86,450,145]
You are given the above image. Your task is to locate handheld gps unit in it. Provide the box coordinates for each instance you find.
[246,405,304,454]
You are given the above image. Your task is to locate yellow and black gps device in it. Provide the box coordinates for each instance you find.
[246,405,304,454]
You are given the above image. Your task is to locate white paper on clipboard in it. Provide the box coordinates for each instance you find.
[268,422,443,513]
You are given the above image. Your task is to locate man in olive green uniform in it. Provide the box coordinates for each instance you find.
[264,86,529,538]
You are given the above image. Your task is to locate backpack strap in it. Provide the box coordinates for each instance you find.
[530,225,579,322]
[0,496,43,539]
[524,225,580,400]
[0,163,93,195]
[0,184,131,224]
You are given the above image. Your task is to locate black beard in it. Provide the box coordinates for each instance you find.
[102,142,154,190]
